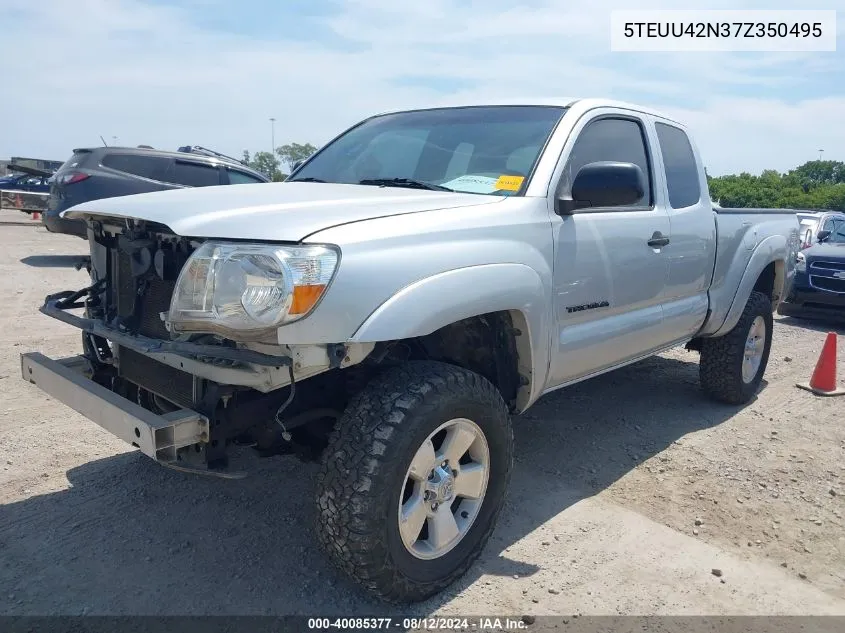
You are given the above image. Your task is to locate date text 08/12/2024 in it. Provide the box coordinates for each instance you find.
[307,617,529,630]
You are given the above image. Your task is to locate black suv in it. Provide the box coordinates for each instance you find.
[44,146,270,238]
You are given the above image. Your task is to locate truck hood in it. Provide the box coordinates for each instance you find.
[805,242,845,260]
[62,181,503,241]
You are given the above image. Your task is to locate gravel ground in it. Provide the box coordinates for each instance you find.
[0,214,843,617]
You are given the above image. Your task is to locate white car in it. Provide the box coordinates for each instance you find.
[797,210,845,249]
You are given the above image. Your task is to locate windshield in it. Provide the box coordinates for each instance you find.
[289,105,567,195]
[826,225,845,243]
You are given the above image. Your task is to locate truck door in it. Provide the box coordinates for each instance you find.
[652,120,716,342]
[547,111,671,387]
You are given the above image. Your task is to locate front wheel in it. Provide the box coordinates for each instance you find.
[315,361,513,603]
[699,290,773,404]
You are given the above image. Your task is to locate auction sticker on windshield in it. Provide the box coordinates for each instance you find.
[495,175,525,191]
[440,175,500,193]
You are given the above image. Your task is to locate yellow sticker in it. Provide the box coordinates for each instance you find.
[495,175,525,191]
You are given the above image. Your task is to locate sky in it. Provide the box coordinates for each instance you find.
[1,0,843,176]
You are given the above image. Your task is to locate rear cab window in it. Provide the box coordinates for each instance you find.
[654,122,702,209]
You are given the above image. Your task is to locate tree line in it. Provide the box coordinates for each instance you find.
[708,160,845,211]
[243,142,318,181]
[247,144,844,213]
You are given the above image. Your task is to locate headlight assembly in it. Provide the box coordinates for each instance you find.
[795,251,806,272]
[167,241,339,339]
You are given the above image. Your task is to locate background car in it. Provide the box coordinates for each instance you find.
[44,145,270,238]
[797,210,845,250]
[778,215,845,321]
[0,172,51,193]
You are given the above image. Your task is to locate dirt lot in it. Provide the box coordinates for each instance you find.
[0,214,843,616]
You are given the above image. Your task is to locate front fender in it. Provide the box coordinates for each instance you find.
[350,263,545,341]
[710,235,788,337]
[350,264,549,410]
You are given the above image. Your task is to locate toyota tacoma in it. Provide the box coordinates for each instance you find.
[20,99,800,603]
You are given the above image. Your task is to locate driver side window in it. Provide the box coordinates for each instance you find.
[564,117,652,207]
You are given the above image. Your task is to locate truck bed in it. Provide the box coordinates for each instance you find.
[713,206,801,215]
[699,207,800,336]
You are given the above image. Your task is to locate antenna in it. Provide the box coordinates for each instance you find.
[100,135,108,147]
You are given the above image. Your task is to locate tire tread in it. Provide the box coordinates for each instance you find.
[315,361,512,603]
[700,291,773,405]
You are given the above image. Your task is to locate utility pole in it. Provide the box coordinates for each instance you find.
[270,118,276,156]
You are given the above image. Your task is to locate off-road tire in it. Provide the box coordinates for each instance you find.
[700,290,773,405]
[315,361,513,603]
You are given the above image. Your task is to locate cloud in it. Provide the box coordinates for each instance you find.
[0,0,842,175]
[665,96,845,175]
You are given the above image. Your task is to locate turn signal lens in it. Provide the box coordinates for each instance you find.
[290,284,327,315]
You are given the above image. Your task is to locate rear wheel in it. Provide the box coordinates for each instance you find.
[315,361,513,603]
[700,291,773,404]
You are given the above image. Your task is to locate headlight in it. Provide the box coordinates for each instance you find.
[167,241,339,339]
[795,251,806,272]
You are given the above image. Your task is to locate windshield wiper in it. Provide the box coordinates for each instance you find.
[358,178,453,192]
[287,177,326,183]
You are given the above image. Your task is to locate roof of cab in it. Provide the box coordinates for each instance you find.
[369,97,682,125]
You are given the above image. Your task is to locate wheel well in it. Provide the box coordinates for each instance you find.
[687,260,782,354]
[245,311,530,461]
[371,311,529,412]
[753,261,780,305]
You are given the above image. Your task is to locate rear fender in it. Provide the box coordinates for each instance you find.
[708,235,788,337]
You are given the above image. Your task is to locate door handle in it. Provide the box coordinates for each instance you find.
[648,231,670,248]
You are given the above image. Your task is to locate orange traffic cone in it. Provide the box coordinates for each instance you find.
[797,332,845,396]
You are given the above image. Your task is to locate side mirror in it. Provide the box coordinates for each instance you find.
[557,161,645,214]
[817,230,832,242]
[291,159,303,172]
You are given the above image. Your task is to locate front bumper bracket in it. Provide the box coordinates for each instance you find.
[20,352,208,463]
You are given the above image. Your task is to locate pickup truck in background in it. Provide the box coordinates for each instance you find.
[20,98,799,603]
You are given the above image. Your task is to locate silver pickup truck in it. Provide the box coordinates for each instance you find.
[21,98,799,603]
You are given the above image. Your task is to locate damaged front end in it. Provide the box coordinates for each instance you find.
[23,216,357,476]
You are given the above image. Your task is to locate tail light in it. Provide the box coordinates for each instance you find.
[56,171,89,186]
